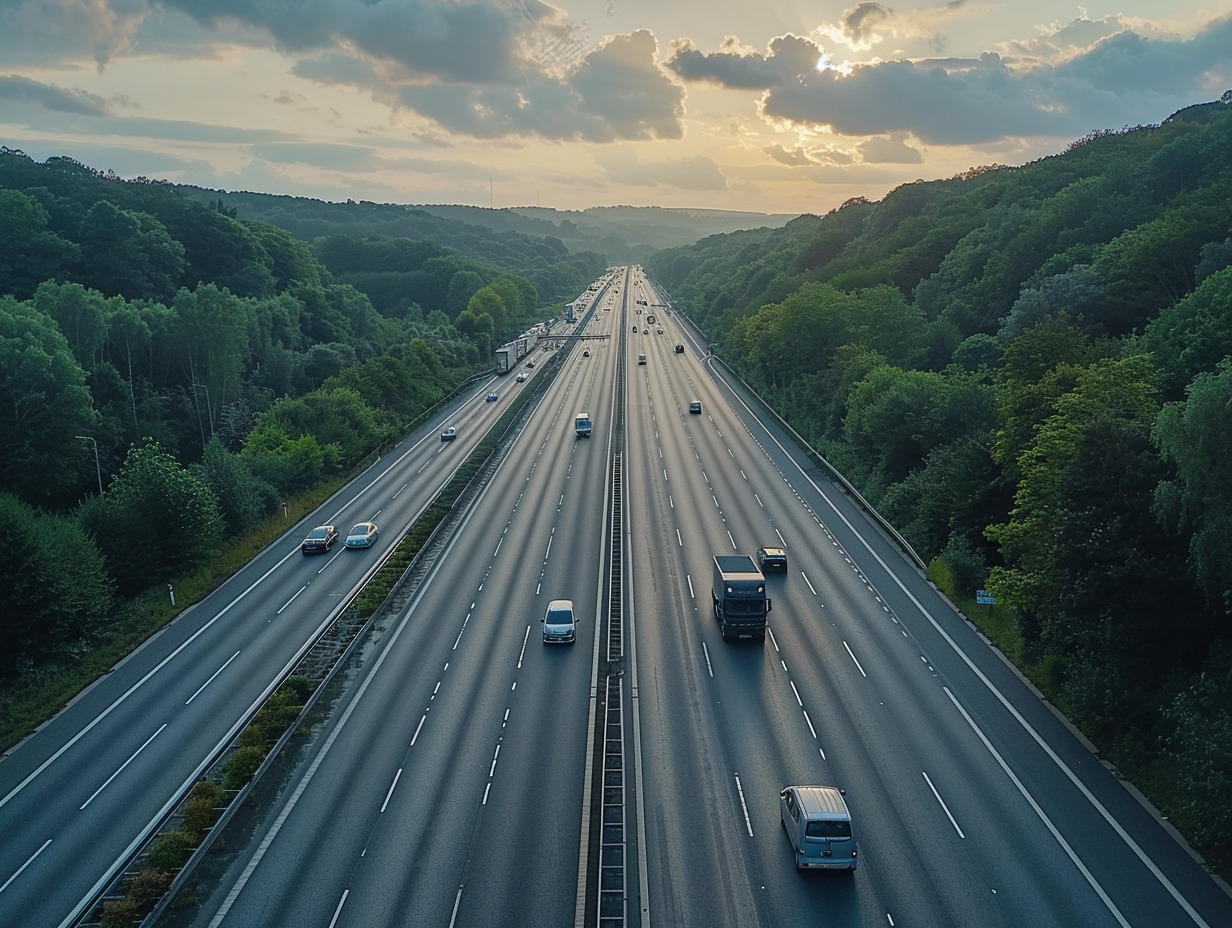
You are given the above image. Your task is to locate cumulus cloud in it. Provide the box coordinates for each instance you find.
[666,15,1232,146]
[388,29,683,141]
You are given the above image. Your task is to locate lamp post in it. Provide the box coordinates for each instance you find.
[75,435,103,496]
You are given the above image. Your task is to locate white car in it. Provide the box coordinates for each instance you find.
[542,599,576,644]
[344,522,379,548]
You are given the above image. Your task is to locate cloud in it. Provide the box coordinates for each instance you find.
[596,150,727,191]
[0,0,149,67]
[858,134,923,163]
[389,29,684,142]
[666,14,1232,146]
[0,75,111,115]
[818,1,981,54]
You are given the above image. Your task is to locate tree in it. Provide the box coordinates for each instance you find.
[77,201,185,302]
[191,438,276,535]
[0,493,113,676]
[78,440,225,596]
[986,355,1163,661]
[0,189,78,299]
[447,270,484,318]
[1154,359,1232,610]
[0,296,101,504]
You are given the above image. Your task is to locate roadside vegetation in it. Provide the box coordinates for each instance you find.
[0,148,589,745]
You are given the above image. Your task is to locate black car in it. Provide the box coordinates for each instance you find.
[758,546,788,572]
[675,344,685,354]
[301,524,339,554]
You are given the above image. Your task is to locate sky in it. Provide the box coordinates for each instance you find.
[2,1,1231,216]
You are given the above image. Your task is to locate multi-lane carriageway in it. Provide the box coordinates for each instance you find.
[2,266,1230,928]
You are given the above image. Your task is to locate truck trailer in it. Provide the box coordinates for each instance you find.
[712,554,771,641]
[495,345,515,374]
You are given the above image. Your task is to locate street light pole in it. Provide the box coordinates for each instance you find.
[75,435,103,496]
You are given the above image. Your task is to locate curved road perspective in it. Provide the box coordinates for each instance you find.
[1,268,1229,928]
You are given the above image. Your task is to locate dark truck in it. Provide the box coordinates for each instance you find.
[712,554,771,641]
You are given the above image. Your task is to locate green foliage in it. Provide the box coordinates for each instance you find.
[1163,646,1232,856]
[191,438,278,535]
[0,493,114,676]
[222,744,266,792]
[180,779,223,840]
[1154,359,1232,609]
[78,440,226,596]
[0,296,100,505]
[77,201,185,302]
[0,189,78,299]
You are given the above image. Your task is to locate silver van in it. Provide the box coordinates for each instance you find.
[542,599,576,644]
[779,785,857,870]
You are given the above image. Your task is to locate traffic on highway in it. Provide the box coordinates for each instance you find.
[0,268,1227,928]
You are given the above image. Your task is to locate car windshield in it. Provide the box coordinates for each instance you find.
[309,528,328,539]
[349,525,368,535]
[546,608,573,625]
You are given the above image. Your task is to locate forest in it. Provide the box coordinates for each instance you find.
[647,96,1232,867]
[0,147,601,687]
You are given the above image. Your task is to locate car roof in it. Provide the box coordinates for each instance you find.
[760,546,786,555]
[791,786,849,818]
[546,598,574,612]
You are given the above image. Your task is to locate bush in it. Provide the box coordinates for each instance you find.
[181,779,222,840]
[222,744,266,792]
[146,830,195,871]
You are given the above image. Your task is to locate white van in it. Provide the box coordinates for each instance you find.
[542,599,576,644]
[779,785,857,870]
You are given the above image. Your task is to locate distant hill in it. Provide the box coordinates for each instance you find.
[175,187,797,265]
[418,204,799,259]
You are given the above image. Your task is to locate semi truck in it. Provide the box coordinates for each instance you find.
[712,554,771,641]
[575,412,592,438]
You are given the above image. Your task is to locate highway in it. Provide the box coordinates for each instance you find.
[3,267,1230,928]
[0,324,557,928]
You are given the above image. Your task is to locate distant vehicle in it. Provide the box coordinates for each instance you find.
[516,372,526,382]
[486,392,499,402]
[638,354,646,365]
[657,328,664,335]
[542,599,577,644]
[780,786,857,871]
[689,400,702,414]
[526,360,535,369]
[757,546,788,572]
[675,344,685,354]
[632,325,638,333]
[712,554,770,641]
[345,522,379,548]
[575,412,592,439]
[441,426,457,442]
[300,525,338,555]
[583,348,591,357]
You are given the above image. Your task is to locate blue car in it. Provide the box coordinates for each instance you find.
[486,392,499,402]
